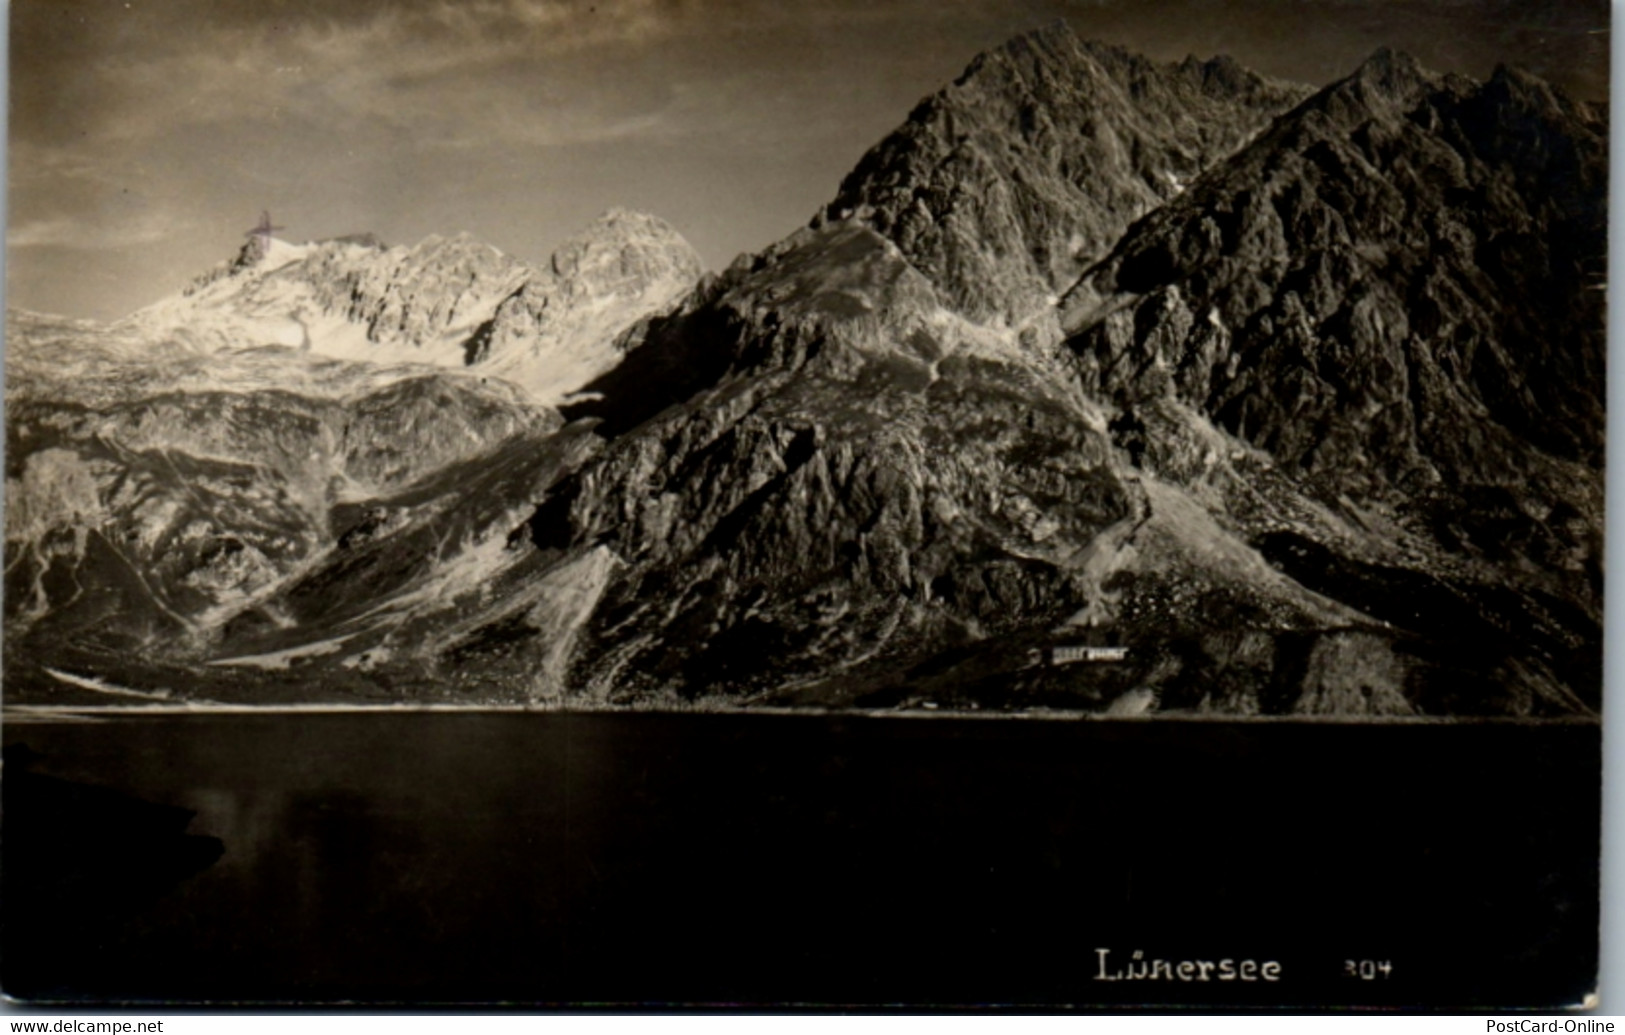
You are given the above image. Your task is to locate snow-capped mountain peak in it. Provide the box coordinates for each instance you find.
[111,213,705,404]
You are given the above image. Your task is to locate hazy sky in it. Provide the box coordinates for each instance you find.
[7,0,1609,320]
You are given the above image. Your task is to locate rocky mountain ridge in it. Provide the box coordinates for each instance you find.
[6,306,557,657]
[4,24,1605,718]
[1052,45,1605,712]
[819,23,1313,335]
[116,208,703,405]
[1,210,695,674]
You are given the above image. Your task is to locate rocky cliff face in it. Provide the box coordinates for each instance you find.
[5,25,1604,719]
[122,233,529,367]
[1056,47,1605,715]
[1062,50,1606,488]
[4,309,555,665]
[498,223,1379,712]
[818,23,1311,333]
[473,209,706,401]
[116,210,703,404]
[4,209,698,675]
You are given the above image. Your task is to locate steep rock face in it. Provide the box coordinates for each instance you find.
[4,312,555,665]
[123,233,529,366]
[492,224,1139,702]
[157,213,1387,713]
[115,212,704,404]
[1,212,696,692]
[302,232,529,355]
[401,223,1367,711]
[818,22,1311,330]
[1063,50,1605,487]
[473,209,705,401]
[1058,48,1606,713]
[197,422,600,694]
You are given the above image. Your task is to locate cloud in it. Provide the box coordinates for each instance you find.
[8,207,195,251]
[10,0,1608,321]
[15,0,1106,165]
[6,0,724,271]
[7,142,122,192]
[3,0,1042,265]
[34,0,707,157]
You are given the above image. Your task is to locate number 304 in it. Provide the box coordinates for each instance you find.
[1345,960,1393,980]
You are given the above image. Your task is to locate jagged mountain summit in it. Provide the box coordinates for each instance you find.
[1056,46,1606,713]
[4,210,698,672]
[4,23,1605,719]
[116,208,703,405]
[819,23,1313,334]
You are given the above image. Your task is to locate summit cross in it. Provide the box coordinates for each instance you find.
[245,210,285,248]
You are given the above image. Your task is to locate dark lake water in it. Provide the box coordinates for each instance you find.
[1,711,1600,1008]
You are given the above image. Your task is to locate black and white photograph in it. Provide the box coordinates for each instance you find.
[1,0,1609,1009]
